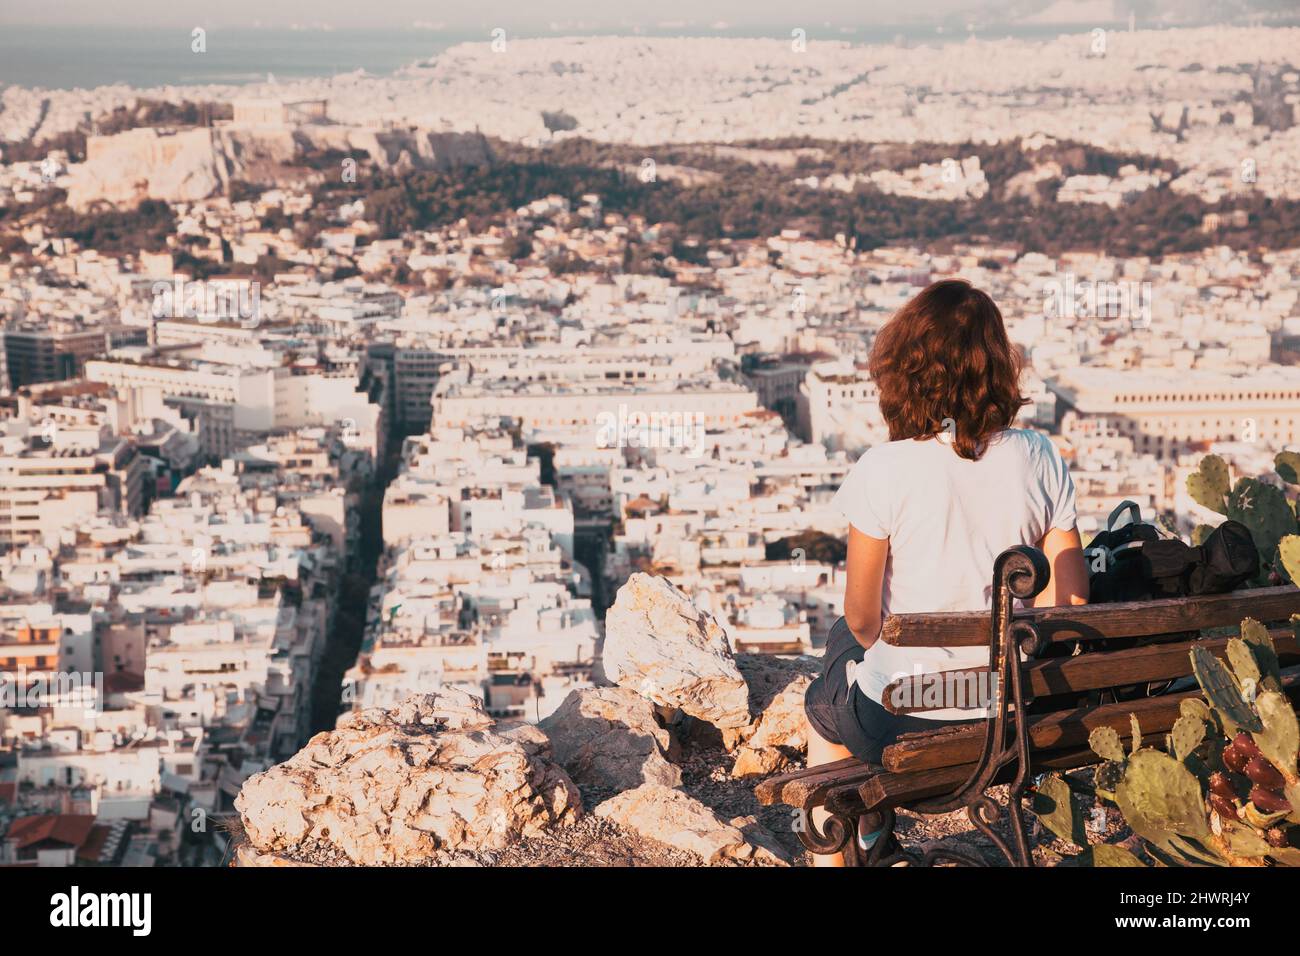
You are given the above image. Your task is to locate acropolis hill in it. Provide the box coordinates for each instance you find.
[65,118,492,210]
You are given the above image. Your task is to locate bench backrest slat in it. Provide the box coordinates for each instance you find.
[878,585,1300,648]
[880,663,1300,773]
[880,624,1298,714]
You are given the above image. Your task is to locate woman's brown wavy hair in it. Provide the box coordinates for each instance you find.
[869,279,1027,461]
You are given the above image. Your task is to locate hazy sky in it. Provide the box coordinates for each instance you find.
[2,0,987,30]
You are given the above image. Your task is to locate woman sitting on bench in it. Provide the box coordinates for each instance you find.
[804,278,1090,866]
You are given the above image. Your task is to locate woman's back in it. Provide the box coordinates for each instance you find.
[831,427,1078,717]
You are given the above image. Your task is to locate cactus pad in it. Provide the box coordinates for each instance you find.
[1188,475,1227,516]
[1115,749,1211,849]
[1240,617,1281,692]
[1276,451,1300,485]
[1221,823,1273,859]
[1085,845,1145,867]
[1225,638,1262,697]
[1094,760,1124,799]
[1168,714,1206,761]
[1188,455,1231,514]
[1089,726,1127,763]
[1280,534,1300,585]
[1190,644,1263,734]
[1252,691,1299,783]
[1179,697,1213,723]
[1227,478,1298,572]
[1030,772,1087,847]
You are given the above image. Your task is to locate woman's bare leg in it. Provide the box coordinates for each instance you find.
[806,719,853,867]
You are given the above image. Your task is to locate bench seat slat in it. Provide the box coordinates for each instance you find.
[881,626,1298,714]
[879,586,1300,648]
[857,763,975,810]
[753,757,874,807]
[857,738,1167,811]
[779,763,883,809]
[881,664,1300,773]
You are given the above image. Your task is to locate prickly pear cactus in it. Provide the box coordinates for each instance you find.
[1240,618,1281,693]
[1030,772,1088,847]
[1228,478,1298,578]
[1185,455,1300,584]
[1089,726,1126,762]
[1035,618,1300,867]
[1114,749,1213,860]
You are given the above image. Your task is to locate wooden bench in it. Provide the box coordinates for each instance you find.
[754,545,1300,866]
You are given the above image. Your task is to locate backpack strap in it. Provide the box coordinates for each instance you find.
[1087,500,1144,573]
[1107,500,1141,532]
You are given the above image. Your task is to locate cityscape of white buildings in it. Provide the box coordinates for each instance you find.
[1,25,1299,866]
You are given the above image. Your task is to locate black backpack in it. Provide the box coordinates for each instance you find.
[1085,500,1258,603]
[1029,501,1260,709]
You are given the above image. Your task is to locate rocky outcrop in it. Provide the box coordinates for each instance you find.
[594,784,787,865]
[725,654,821,778]
[232,573,824,867]
[234,690,580,865]
[300,127,493,170]
[67,127,236,209]
[603,573,750,730]
[598,574,819,778]
[539,687,682,790]
[65,124,492,209]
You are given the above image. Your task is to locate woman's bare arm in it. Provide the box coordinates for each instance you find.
[1034,526,1090,608]
[843,526,890,649]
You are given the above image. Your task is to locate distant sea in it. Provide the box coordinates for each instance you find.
[0,21,1254,91]
[0,26,468,90]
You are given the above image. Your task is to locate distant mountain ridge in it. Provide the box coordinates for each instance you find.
[973,0,1299,26]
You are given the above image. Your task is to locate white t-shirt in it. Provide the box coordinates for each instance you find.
[831,428,1078,720]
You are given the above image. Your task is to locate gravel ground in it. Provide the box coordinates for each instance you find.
[680,740,1137,867]
[507,740,1135,868]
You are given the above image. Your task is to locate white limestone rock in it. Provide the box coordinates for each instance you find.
[724,654,822,778]
[594,784,782,865]
[234,689,581,865]
[603,573,750,730]
[539,686,682,790]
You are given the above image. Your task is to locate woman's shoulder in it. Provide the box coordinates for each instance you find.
[993,427,1059,455]
[854,436,938,467]
[990,428,1070,476]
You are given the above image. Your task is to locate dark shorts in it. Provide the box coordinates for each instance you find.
[804,617,968,764]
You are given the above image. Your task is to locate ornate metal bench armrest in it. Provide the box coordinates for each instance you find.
[910,545,1050,866]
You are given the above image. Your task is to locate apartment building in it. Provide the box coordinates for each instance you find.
[1053,366,1300,460]
[387,339,734,432]
[433,374,758,433]
[1,321,136,390]
[86,358,275,431]
[797,359,887,455]
[0,431,149,545]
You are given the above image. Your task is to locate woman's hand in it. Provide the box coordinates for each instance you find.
[843,526,889,649]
